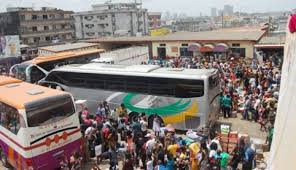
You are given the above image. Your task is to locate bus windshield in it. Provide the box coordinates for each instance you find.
[14,63,30,81]
[26,96,75,127]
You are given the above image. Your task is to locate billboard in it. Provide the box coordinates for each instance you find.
[0,35,21,58]
[150,28,170,36]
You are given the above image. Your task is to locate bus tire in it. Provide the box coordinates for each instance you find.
[0,148,9,168]
[129,112,139,122]
[148,114,164,129]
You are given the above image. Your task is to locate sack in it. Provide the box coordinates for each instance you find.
[95,145,102,156]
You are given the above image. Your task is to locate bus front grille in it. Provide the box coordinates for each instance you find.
[185,116,201,129]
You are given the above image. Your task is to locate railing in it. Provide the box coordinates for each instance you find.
[21,18,73,23]
[22,28,74,35]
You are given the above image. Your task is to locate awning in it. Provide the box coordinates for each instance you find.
[213,43,229,52]
[200,44,214,52]
[188,43,202,51]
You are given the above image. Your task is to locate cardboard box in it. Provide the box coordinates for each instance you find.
[229,131,238,138]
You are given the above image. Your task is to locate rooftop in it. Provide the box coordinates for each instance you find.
[0,81,69,109]
[0,76,22,86]
[54,63,217,80]
[86,27,266,43]
[257,36,286,45]
[38,43,99,53]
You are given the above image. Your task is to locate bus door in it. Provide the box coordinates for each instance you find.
[25,65,48,83]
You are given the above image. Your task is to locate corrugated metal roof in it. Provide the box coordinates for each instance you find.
[257,36,286,45]
[38,42,99,52]
[86,29,266,43]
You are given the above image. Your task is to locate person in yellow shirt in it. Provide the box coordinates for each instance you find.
[167,143,179,158]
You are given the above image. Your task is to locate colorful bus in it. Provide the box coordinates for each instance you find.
[0,76,81,169]
[40,63,220,131]
[10,49,104,83]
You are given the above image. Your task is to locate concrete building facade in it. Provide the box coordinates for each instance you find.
[74,3,149,39]
[0,7,75,47]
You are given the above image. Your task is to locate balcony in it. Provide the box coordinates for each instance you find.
[20,18,74,26]
[21,28,74,38]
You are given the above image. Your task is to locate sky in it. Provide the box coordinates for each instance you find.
[0,0,295,16]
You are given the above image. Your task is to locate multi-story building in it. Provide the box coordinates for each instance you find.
[0,7,75,47]
[223,5,234,16]
[148,12,162,29]
[211,8,217,17]
[74,3,149,39]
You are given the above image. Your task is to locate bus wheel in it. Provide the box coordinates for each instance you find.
[0,148,9,168]
[129,112,139,122]
[148,114,164,129]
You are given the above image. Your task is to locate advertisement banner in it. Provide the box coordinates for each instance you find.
[0,35,21,58]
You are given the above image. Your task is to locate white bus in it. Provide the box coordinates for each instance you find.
[39,63,220,131]
[0,76,81,169]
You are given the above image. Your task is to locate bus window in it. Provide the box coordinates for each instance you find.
[30,66,46,83]
[26,96,75,127]
[175,80,204,98]
[0,102,21,134]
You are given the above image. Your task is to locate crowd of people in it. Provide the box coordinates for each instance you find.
[59,54,281,170]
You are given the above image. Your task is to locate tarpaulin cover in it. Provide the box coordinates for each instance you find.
[268,16,295,170]
[288,13,296,33]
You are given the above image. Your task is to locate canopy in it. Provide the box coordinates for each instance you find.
[200,44,214,52]
[188,43,202,51]
[213,43,229,52]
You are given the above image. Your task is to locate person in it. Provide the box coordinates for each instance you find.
[122,153,134,170]
[119,104,128,118]
[153,115,161,137]
[97,104,106,118]
[223,94,232,118]
[167,143,179,158]
[220,151,230,170]
[69,151,82,170]
[242,144,255,170]
[59,155,69,170]
[146,153,154,170]
[230,146,241,170]
[140,116,148,136]
[166,154,175,170]
[266,124,274,151]
[103,101,111,118]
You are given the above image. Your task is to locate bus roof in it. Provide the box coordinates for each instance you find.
[0,81,70,109]
[52,63,217,80]
[0,76,22,86]
[24,49,105,65]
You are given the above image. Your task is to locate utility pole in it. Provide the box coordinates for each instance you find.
[222,12,224,28]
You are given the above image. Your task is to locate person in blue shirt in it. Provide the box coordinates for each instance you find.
[243,145,255,170]
[166,154,175,170]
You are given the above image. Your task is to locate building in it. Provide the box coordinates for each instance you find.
[0,7,75,47]
[211,8,217,17]
[38,42,99,56]
[85,27,267,59]
[148,12,162,29]
[74,3,149,39]
[223,5,234,16]
[0,35,21,70]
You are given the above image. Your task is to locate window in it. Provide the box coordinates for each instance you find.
[43,15,48,20]
[85,24,95,28]
[45,71,204,98]
[45,36,51,41]
[32,15,37,20]
[232,43,240,47]
[32,26,37,31]
[180,47,193,57]
[84,16,94,21]
[0,102,23,134]
[209,74,219,89]
[33,37,40,43]
[20,15,25,21]
[26,95,75,127]
[44,26,49,30]
[181,44,188,47]
[157,47,166,60]
[230,48,246,58]
[159,44,166,47]
[86,32,95,36]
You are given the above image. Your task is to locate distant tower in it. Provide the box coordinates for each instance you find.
[211,8,217,17]
[223,5,234,16]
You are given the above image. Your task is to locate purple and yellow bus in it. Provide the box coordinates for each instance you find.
[0,76,81,169]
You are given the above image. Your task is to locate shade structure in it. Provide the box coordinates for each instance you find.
[213,43,229,52]
[200,44,214,52]
[188,43,202,51]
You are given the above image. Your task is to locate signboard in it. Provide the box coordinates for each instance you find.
[150,28,170,36]
[0,35,21,58]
